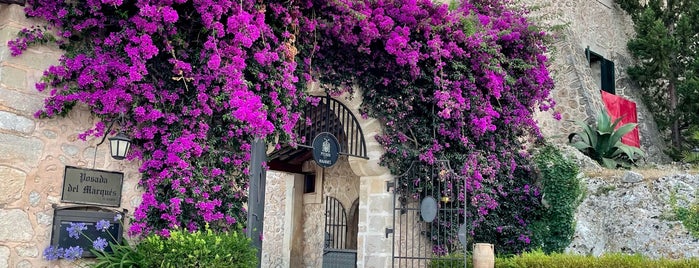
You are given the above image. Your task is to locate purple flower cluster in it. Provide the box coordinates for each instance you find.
[16,0,556,253]
[67,222,87,239]
[43,218,121,262]
[310,0,555,253]
[15,0,312,235]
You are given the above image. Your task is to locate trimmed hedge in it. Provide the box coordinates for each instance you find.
[497,251,699,268]
[431,251,699,268]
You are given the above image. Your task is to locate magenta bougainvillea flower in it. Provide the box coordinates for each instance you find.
[13,0,556,254]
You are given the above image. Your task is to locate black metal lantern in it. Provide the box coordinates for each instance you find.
[108,132,131,160]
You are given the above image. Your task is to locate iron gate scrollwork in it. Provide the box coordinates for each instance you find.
[323,196,357,268]
[388,160,468,267]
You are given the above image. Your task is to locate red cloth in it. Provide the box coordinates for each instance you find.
[601,91,640,148]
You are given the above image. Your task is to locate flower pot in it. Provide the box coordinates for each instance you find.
[473,243,494,268]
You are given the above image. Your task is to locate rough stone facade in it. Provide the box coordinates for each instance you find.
[261,171,288,268]
[0,4,142,267]
[569,172,699,259]
[524,0,670,163]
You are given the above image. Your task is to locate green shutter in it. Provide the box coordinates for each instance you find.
[601,59,615,94]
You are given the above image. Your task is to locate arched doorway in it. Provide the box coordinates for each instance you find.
[268,95,367,173]
[264,95,366,268]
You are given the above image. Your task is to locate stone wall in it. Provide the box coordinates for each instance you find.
[302,157,360,268]
[569,171,699,258]
[261,171,287,268]
[0,4,142,268]
[525,0,670,163]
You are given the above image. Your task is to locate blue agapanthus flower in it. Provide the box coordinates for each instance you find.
[114,213,122,221]
[95,219,111,232]
[67,222,87,239]
[43,245,64,261]
[93,237,109,251]
[63,246,83,261]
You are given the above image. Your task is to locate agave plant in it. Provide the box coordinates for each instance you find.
[568,109,645,168]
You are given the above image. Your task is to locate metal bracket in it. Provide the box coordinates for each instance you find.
[386,181,395,192]
[385,228,394,238]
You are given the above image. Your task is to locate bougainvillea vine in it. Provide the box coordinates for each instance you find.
[309,0,556,253]
[12,0,556,254]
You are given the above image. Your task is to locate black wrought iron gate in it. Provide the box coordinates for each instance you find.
[387,160,468,267]
[323,196,357,268]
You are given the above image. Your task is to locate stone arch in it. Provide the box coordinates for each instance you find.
[345,198,359,249]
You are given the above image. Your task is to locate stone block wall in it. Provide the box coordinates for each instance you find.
[261,171,288,268]
[525,0,670,163]
[0,4,142,268]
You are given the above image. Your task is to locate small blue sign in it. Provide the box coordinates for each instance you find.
[312,132,340,168]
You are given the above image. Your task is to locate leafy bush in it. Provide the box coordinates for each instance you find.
[432,250,699,267]
[137,227,257,268]
[529,145,583,253]
[496,250,699,268]
[568,109,644,168]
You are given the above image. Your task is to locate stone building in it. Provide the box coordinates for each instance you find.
[0,0,670,267]
[0,4,143,268]
[523,0,668,162]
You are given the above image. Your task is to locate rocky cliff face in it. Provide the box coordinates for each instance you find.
[567,171,699,259]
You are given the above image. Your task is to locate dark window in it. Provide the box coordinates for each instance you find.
[50,207,123,258]
[586,47,615,94]
[304,174,316,194]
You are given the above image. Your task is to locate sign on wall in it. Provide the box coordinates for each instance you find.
[312,132,340,168]
[61,166,124,207]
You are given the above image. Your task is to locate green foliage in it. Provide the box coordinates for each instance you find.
[568,109,645,168]
[90,240,146,268]
[430,250,699,267]
[529,145,583,254]
[682,128,699,163]
[429,253,470,268]
[615,0,699,153]
[136,227,257,268]
[669,190,699,238]
[497,250,699,267]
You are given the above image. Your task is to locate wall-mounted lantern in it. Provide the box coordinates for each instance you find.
[108,132,131,160]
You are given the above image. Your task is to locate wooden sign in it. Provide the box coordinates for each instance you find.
[61,166,123,207]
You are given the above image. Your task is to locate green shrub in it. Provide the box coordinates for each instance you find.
[432,250,699,267]
[568,109,644,168]
[137,227,257,268]
[496,250,699,268]
[529,145,583,253]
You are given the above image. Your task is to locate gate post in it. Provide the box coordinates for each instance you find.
[248,138,267,267]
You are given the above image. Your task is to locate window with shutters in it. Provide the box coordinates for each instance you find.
[586,47,615,94]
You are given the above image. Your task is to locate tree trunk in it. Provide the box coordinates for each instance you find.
[669,81,681,148]
[0,0,25,6]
